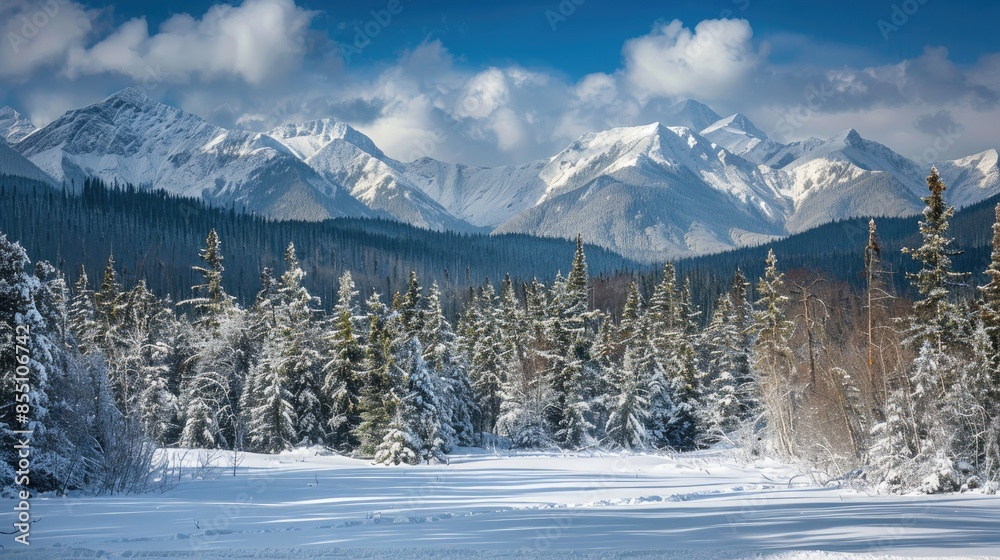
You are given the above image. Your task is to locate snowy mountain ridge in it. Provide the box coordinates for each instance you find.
[2,90,999,260]
[0,106,36,145]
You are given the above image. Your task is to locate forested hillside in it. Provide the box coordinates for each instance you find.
[0,176,641,317]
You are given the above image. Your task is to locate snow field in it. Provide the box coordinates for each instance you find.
[1,447,997,558]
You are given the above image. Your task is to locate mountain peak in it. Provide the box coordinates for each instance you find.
[831,128,863,146]
[0,106,21,120]
[0,105,36,144]
[663,99,722,131]
[102,87,156,106]
[701,113,768,140]
[268,118,385,161]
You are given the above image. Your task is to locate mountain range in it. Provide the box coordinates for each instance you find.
[2,88,998,262]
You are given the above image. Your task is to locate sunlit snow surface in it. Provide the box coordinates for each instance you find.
[1,448,998,559]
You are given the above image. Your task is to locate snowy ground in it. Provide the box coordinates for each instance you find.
[1,447,998,559]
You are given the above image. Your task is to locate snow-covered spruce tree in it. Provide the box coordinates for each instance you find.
[94,252,125,353]
[980,204,1000,386]
[356,290,398,457]
[496,277,556,448]
[729,269,758,423]
[547,318,593,448]
[178,231,241,449]
[376,337,448,464]
[544,238,599,449]
[866,386,919,493]
[606,296,654,450]
[374,407,419,466]
[698,293,745,443]
[396,270,424,339]
[322,271,365,452]
[275,243,326,446]
[977,204,1000,477]
[905,342,966,493]
[68,266,100,356]
[183,229,234,331]
[645,263,700,450]
[902,167,967,351]
[121,280,177,445]
[671,279,702,447]
[459,283,506,435]
[423,282,477,447]
[752,249,797,457]
[403,336,449,462]
[245,350,298,453]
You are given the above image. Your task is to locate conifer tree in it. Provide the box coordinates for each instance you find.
[423,282,477,446]
[980,204,1000,377]
[729,269,757,421]
[547,319,593,448]
[753,249,797,456]
[565,234,590,318]
[605,287,653,449]
[246,351,298,453]
[699,293,744,440]
[276,242,325,446]
[178,231,243,449]
[323,271,364,451]
[94,252,123,338]
[460,283,506,434]
[69,266,100,356]
[181,229,235,331]
[902,167,967,350]
[374,407,419,465]
[356,290,397,457]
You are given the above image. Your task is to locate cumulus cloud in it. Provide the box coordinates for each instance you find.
[0,0,93,79]
[64,0,316,84]
[622,19,762,101]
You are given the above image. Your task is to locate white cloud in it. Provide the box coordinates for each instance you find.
[0,0,93,79]
[453,68,508,119]
[623,19,762,101]
[3,5,999,168]
[64,0,316,84]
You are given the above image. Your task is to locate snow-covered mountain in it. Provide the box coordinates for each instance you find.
[772,129,927,232]
[662,99,723,132]
[267,119,475,231]
[700,113,785,165]
[0,106,36,144]
[935,149,1000,208]
[400,158,549,228]
[13,89,374,221]
[3,90,997,261]
[492,123,791,260]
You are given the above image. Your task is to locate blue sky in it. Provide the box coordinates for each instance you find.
[2,0,999,165]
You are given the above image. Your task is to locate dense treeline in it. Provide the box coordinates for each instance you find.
[2,167,999,497]
[0,176,642,319]
[672,193,999,318]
